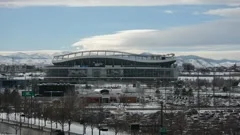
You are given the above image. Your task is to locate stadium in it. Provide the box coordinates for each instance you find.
[45,50,178,82]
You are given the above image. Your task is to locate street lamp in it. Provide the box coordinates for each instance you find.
[68,119,71,134]
[19,114,22,135]
[159,101,167,135]
[38,114,43,129]
[41,114,43,130]
[50,108,53,134]
[0,113,2,121]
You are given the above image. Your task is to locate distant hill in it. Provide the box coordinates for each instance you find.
[177,55,240,68]
[0,52,53,66]
[0,52,239,68]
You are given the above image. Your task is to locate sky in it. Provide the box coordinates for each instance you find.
[0,0,240,60]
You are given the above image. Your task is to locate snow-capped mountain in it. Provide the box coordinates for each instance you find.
[0,53,53,65]
[177,55,240,68]
[0,52,239,68]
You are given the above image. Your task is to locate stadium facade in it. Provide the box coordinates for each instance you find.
[45,50,178,81]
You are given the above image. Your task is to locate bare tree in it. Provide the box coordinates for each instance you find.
[77,96,88,134]
[64,93,78,134]
[107,118,127,135]
[54,92,78,133]
[55,98,67,132]
[86,107,98,135]
[10,89,21,120]
[172,112,187,135]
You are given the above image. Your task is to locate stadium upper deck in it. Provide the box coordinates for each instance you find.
[53,50,175,65]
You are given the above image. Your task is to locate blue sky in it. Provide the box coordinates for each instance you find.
[0,0,240,59]
[0,6,221,50]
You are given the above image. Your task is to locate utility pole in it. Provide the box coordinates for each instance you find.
[160,101,163,128]
[24,75,26,123]
[19,114,22,135]
[50,105,53,135]
[11,57,15,79]
[164,81,167,113]
[99,126,101,135]
[229,71,232,106]
[159,101,166,135]
[30,90,33,128]
[212,70,216,108]
[197,70,200,111]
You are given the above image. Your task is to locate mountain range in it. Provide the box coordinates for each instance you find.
[177,55,240,68]
[0,52,239,68]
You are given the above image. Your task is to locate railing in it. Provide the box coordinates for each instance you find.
[53,50,175,63]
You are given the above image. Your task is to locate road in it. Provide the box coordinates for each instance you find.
[0,121,49,135]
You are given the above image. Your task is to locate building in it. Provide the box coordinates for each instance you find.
[38,83,75,96]
[45,50,178,82]
[0,64,36,73]
[83,88,138,103]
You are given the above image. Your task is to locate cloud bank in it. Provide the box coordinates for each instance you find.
[72,19,240,60]
[204,7,240,17]
[0,0,240,7]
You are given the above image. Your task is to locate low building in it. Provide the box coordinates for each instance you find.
[38,83,75,97]
[83,88,138,103]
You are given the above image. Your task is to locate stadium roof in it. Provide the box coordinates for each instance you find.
[52,50,175,64]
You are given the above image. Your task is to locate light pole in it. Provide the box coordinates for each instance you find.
[98,124,101,135]
[0,112,2,121]
[50,108,53,134]
[68,119,71,135]
[19,114,22,135]
[160,101,163,128]
[41,114,43,130]
[229,71,232,106]
[38,113,41,129]
[164,81,167,113]
[213,70,216,108]
[197,70,200,111]
[159,101,166,135]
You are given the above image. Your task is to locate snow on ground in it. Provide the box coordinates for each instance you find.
[96,103,160,109]
[0,113,124,135]
[181,72,240,75]
[179,76,240,81]
[13,76,44,80]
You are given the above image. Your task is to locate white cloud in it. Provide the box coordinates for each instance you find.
[72,19,240,60]
[0,0,240,7]
[204,7,240,17]
[72,19,240,55]
[164,10,174,14]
